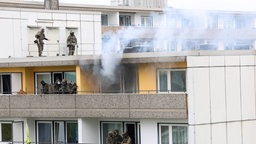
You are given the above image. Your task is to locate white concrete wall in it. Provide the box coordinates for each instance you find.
[0,8,101,58]
[78,118,99,144]
[187,55,256,144]
[108,12,119,26]
[140,119,158,144]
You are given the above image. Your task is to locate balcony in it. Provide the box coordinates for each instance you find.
[0,94,187,119]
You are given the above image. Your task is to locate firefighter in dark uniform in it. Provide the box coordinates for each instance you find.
[67,31,78,56]
[35,28,48,57]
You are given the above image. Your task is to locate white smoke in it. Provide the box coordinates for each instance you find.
[101,26,149,81]
[100,7,254,80]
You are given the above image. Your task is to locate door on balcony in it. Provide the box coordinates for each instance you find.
[35,73,51,94]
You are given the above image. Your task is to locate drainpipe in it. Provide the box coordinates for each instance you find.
[44,0,59,10]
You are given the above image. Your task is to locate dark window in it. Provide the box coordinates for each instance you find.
[1,75,11,94]
[1,123,12,142]
[101,15,108,26]
[120,15,131,26]
[67,123,78,143]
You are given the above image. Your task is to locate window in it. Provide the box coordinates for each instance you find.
[181,40,197,51]
[208,15,218,29]
[119,15,132,26]
[233,40,253,50]
[35,71,76,94]
[159,124,188,144]
[54,122,65,143]
[36,121,78,144]
[37,122,52,144]
[235,16,252,29]
[158,69,186,93]
[0,74,11,94]
[1,123,12,142]
[168,40,177,51]
[0,73,21,94]
[141,16,153,27]
[223,16,234,29]
[101,121,140,144]
[199,40,218,50]
[101,15,108,26]
[67,122,78,143]
[122,39,154,53]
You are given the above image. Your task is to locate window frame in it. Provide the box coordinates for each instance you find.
[1,122,12,142]
[36,120,78,144]
[158,123,188,144]
[141,16,153,27]
[36,121,53,144]
[100,121,140,144]
[157,69,186,94]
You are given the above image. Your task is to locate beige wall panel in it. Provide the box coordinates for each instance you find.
[212,123,227,144]
[81,14,93,21]
[227,122,241,144]
[67,21,80,28]
[209,56,225,66]
[187,56,209,67]
[81,22,94,44]
[226,67,241,121]
[94,14,101,22]
[13,19,22,57]
[240,55,254,66]
[210,67,226,123]
[195,125,211,144]
[0,19,13,57]
[241,66,256,120]
[242,120,256,144]
[21,12,37,26]
[193,68,210,124]
[37,12,52,19]
[94,21,102,45]
[187,68,195,124]
[53,13,66,20]
[67,13,80,21]
[225,56,240,66]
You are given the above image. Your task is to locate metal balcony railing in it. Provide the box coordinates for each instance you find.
[27,42,101,57]
[10,89,187,95]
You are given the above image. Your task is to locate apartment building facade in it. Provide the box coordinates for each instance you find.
[0,0,255,144]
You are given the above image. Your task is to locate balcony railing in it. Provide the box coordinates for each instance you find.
[27,42,101,57]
